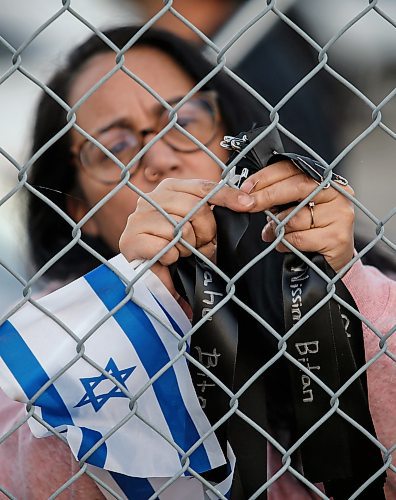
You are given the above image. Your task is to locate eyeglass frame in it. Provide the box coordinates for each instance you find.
[72,90,221,185]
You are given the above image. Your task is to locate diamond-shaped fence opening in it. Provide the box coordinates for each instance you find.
[0,1,395,499]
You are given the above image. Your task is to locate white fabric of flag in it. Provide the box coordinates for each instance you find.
[0,255,230,498]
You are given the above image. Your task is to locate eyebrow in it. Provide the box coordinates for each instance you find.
[73,117,130,156]
[90,117,132,138]
[87,96,186,138]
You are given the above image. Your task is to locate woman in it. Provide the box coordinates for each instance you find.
[0,26,394,498]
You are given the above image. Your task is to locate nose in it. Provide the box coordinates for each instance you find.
[140,130,181,183]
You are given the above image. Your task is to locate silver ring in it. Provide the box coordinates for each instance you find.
[309,201,315,229]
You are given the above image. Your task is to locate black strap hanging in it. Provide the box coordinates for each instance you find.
[283,253,385,498]
[173,127,385,499]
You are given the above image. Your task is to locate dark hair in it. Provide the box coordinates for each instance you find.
[27,25,269,282]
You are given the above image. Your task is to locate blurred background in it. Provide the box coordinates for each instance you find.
[0,0,141,311]
[1,0,395,313]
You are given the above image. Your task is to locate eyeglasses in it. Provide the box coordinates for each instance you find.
[76,91,220,185]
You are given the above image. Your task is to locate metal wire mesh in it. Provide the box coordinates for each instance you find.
[0,0,395,498]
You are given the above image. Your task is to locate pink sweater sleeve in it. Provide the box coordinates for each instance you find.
[342,260,396,498]
[0,391,103,499]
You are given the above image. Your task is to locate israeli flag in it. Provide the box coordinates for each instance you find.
[0,255,232,499]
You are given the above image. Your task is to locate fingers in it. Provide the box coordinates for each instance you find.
[135,194,218,248]
[245,172,337,212]
[119,170,355,273]
[120,209,216,265]
[262,195,355,272]
[120,178,255,266]
[140,178,255,213]
[240,160,353,213]
[262,204,333,239]
[240,160,299,194]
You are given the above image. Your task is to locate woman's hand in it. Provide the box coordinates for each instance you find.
[240,160,355,272]
[119,178,255,292]
[120,159,354,285]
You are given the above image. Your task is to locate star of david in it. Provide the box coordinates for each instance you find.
[75,358,135,412]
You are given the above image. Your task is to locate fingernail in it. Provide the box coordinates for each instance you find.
[262,224,270,241]
[238,193,255,206]
[240,179,253,193]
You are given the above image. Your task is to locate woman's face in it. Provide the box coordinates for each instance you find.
[69,46,228,252]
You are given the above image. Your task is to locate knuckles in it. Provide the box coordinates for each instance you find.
[286,230,305,249]
[159,247,180,266]
[285,211,304,231]
[335,196,355,225]
[199,179,218,196]
[258,187,276,209]
[156,177,176,191]
[341,184,355,197]
[332,221,353,247]
[343,204,355,225]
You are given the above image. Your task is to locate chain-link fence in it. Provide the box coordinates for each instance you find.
[0,0,395,498]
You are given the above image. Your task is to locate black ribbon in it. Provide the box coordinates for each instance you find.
[173,127,385,498]
[283,253,385,498]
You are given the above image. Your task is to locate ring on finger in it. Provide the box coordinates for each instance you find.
[308,201,315,229]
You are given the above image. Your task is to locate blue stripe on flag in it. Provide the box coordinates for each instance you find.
[150,293,192,478]
[0,320,74,428]
[77,427,107,468]
[110,471,156,499]
[150,293,189,352]
[84,264,211,472]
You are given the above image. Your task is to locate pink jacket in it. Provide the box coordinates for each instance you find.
[0,260,395,499]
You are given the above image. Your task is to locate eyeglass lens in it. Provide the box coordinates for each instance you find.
[79,94,218,184]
